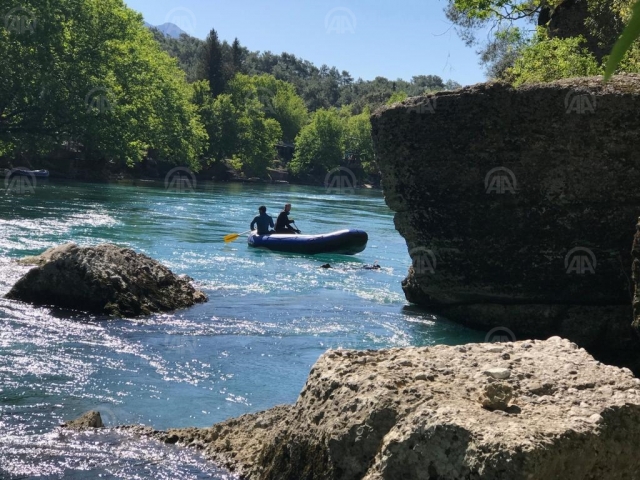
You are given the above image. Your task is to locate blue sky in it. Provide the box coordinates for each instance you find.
[124,0,488,86]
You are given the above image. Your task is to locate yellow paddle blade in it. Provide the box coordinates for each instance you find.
[223,233,241,243]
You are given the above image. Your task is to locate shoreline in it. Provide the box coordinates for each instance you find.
[1,169,382,191]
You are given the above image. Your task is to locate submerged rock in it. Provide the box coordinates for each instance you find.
[5,243,207,316]
[370,75,640,369]
[130,337,640,479]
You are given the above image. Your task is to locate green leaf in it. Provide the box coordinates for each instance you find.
[605,0,640,81]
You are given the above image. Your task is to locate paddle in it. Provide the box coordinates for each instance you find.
[291,221,301,234]
[224,230,251,243]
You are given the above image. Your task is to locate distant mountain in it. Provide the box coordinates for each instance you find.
[145,22,188,39]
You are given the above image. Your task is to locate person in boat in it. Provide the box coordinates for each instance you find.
[275,204,300,234]
[250,206,274,235]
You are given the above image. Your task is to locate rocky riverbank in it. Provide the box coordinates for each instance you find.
[370,74,640,371]
[71,337,640,479]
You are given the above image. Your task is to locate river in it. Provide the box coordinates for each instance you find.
[0,180,483,479]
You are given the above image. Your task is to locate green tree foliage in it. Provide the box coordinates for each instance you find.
[0,0,206,168]
[290,109,344,176]
[231,38,246,74]
[507,30,602,85]
[289,106,375,180]
[199,28,226,97]
[194,74,281,176]
[251,75,309,143]
[446,0,636,79]
[386,91,409,105]
[149,29,203,82]
[605,0,640,78]
[343,108,375,174]
[153,36,460,113]
[445,0,550,76]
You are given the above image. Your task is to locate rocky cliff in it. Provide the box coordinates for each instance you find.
[105,338,640,479]
[370,75,640,368]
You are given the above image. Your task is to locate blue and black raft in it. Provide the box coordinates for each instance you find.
[248,229,368,255]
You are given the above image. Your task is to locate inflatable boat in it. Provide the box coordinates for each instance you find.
[2,169,49,178]
[248,229,368,255]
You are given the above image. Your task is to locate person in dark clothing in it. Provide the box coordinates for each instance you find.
[250,206,274,235]
[275,204,300,234]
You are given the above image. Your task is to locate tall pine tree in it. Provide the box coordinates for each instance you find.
[199,29,226,97]
[231,38,245,74]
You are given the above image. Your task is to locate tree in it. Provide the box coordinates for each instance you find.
[0,0,206,169]
[231,38,245,74]
[290,109,344,176]
[251,75,309,143]
[199,28,226,97]
[387,91,408,104]
[605,0,640,78]
[446,0,636,79]
[507,30,601,85]
[343,107,375,174]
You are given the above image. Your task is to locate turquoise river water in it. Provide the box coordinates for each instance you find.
[0,180,483,479]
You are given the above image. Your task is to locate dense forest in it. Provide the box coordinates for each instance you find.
[2,0,639,184]
[151,29,461,114]
[0,0,460,184]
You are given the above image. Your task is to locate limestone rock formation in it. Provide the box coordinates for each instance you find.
[124,338,640,479]
[632,218,640,333]
[5,243,207,316]
[370,75,640,368]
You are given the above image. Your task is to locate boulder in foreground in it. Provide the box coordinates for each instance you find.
[5,243,207,316]
[127,337,640,479]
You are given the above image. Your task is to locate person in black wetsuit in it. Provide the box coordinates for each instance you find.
[275,204,300,234]
[250,206,274,235]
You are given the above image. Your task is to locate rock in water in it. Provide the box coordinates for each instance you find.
[6,243,207,316]
[138,338,640,479]
[370,75,640,369]
[62,411,104,430]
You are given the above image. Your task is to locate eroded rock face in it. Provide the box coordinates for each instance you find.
[632,218,640,334]
[126,338,640,479]
[370,75,640,365]
[5,243,207,316]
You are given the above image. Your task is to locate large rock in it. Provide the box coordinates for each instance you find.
[370,75,640,368]
[5,243,207,316]
[126,338,640,479]
[62,411,104,430]
[632,218,640,332]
